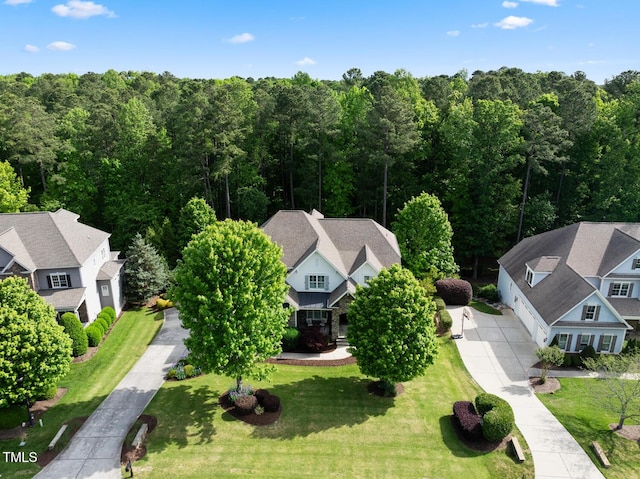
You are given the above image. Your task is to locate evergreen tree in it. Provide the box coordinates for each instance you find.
[124,233,170,303]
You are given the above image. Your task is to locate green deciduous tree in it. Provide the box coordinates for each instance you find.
[171,219,290,392]
[0,276,72,407]
[393,192,458,279]
[177,196,217,253]
[535,346,565,383]
[347,264,438,396]
[124,233,170,303]
[0,160,29,212]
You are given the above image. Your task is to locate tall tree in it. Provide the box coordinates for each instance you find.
[0,160,29,212]
[347,264,438,396]
[124,233,171,304]
[177,196,217,253]
[171,219,290,392]
[0,276,72,408]
[393,192,458,278]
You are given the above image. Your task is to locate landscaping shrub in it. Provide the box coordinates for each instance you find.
[300,325,330,352]
[37,383,58,400]
[262,394,281,413]
[282,327,300,351]
[439,310,453,331]
[59,312,88,357]
[85,324,102,347]
[228,384,254,403]
[580,344,597,361]
[183,364,195,377]
[475,393,514,442]
[234,395,258,415]
[254,405,265,415]
[571,354,582,367]
[433,297,446,311]
[476,284,500,302]
[623,337,640,355]
[95,317,109,335]
[435,279,473,306]
[549,335,559,347]
[101,306,116,324]
[166,369,176,379]
[156,297,174,310]
[562,354,573,368]
[453,401,483,441]
[254,389,270,404]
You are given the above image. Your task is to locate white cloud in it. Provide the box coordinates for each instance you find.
[24,44,39,52]
[4,0,32,5]
[47,41,76,51]
[226,32,255,44]
[52,1,115,19]
[446,30,460,37]
[296,57,316,66]
[521,0,559,5]
[471,22,488,28]
[495,16,534,29]
[502,1,519,8]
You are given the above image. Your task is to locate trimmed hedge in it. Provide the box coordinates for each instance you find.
[453,401,483,441]
[476,284,500,302]
[101,306,116,324]
[435,279,473,306]
[262,394,281,413]
[156,297,174,310]
[300,325,330,352]
[580,344,597,361]
[439,310,453,331]
[235,395,258,415]
[59,312,88,357]
[85,324,102,347]
[254,389,270,404]
[94,318,109,335]
[434,297,446,311]
[282,327,300,352]
[475,393,514,442]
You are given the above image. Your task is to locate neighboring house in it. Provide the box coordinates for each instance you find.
[498,222,638,354]
[0,209,125,323]
[262,209,401,341]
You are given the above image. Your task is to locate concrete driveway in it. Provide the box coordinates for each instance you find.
[448,305,605,479]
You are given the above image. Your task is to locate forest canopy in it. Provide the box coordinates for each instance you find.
[1,67,639,273]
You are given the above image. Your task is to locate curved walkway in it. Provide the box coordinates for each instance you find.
[449,306,604,479]
[34,308,188,479]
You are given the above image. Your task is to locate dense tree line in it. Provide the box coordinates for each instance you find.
[1,67,639,274]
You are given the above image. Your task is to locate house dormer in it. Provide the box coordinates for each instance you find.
[525,256,561,287]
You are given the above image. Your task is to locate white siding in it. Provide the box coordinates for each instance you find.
[558,294,619,324]
[79,238,111,321]
[350,262,378,286]
[287,251,344,293]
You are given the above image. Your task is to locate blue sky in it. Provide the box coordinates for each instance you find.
[1,0,638,84]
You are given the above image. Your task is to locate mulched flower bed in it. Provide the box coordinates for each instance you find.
[218,392,282,426]
[529,377,561,394]
[449,415,510,453]
[367,381,405,397]
[266,356,356,367]
[120,414,158,465]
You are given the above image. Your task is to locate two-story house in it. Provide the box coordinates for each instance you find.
[0,209,125,323]
[261,209,401,341]
[497,222,637,354]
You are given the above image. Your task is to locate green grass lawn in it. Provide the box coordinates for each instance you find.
[469,301,503,315]
[537,378,640,479]
[137,337,533,479]
[0,307,163,478]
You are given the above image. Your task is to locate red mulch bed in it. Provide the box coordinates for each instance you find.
[266,356,356,367]
[218,392,282,426]
[449,415,510,453]
[120,414,158,466]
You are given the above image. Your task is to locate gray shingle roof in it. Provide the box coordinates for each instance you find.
[262,210,400,276]
[499,222,640,325]
[0,209,110,269]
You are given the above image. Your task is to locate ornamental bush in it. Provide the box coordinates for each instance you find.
[300,325,330,352]
[282,327,300,352]
[59,312,88,357]
[453,400,483,441]
[439,310,453,332]
[235,395,258,415]
[434,297,446,311]
[156,297,174,310]
[254,389,270,404]
[435,279,473,305]
[95,317,109,335]
[476,284,500,302]
[262,393,281,413]
[580,344,597,361]
[97,312,112,327]
[474,393,514,442]
[101,306,117,324]
[85,324,102,347]
[183,364,195,377]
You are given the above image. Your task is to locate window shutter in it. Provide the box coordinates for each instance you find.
[597,336,604,352]
[633,259,638,270]
[610,336,618,353]
[566,334,573,352]
[581,306,587,320]
[46,275,52,288]
[324,276,329,291]
[305,276,309,290]
[575,334,582,352]
[629,284,634,297]
[66,274,72,288]
[608,284,614,296]
[594,306,600,321]
[588,335,595,346]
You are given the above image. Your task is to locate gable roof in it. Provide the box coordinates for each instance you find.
[0,209,110,269]
[499,222,640,325]
[261,210,401,277]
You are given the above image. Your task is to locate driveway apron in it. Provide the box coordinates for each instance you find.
[448,306,605,479]
[34,308,188,479]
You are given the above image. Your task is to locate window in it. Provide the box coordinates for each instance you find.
[633,258,640,269]
[525,268,533,286]
[307,275,327,290]
[557,333,569,350]
[599,335,613,353]
[49,273,69,289]
[582,305,600,321]
[101,285,110,297]
[364,275,372,284]
[610,282,632,298]
[305,310,327,326]
[579,334,592,350]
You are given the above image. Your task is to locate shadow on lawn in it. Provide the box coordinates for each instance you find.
[146,384,218,450]
[438,415,490,458]
[250,375,395,439]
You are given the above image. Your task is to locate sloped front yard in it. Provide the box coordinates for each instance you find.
[136,337,533,478]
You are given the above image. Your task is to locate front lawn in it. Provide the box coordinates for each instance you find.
[137,337,533,478]
[0,307,163,477]
[537,377,640,479]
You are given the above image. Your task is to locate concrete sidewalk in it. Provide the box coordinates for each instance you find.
[34,308,188,479]
[449,306,605,479]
